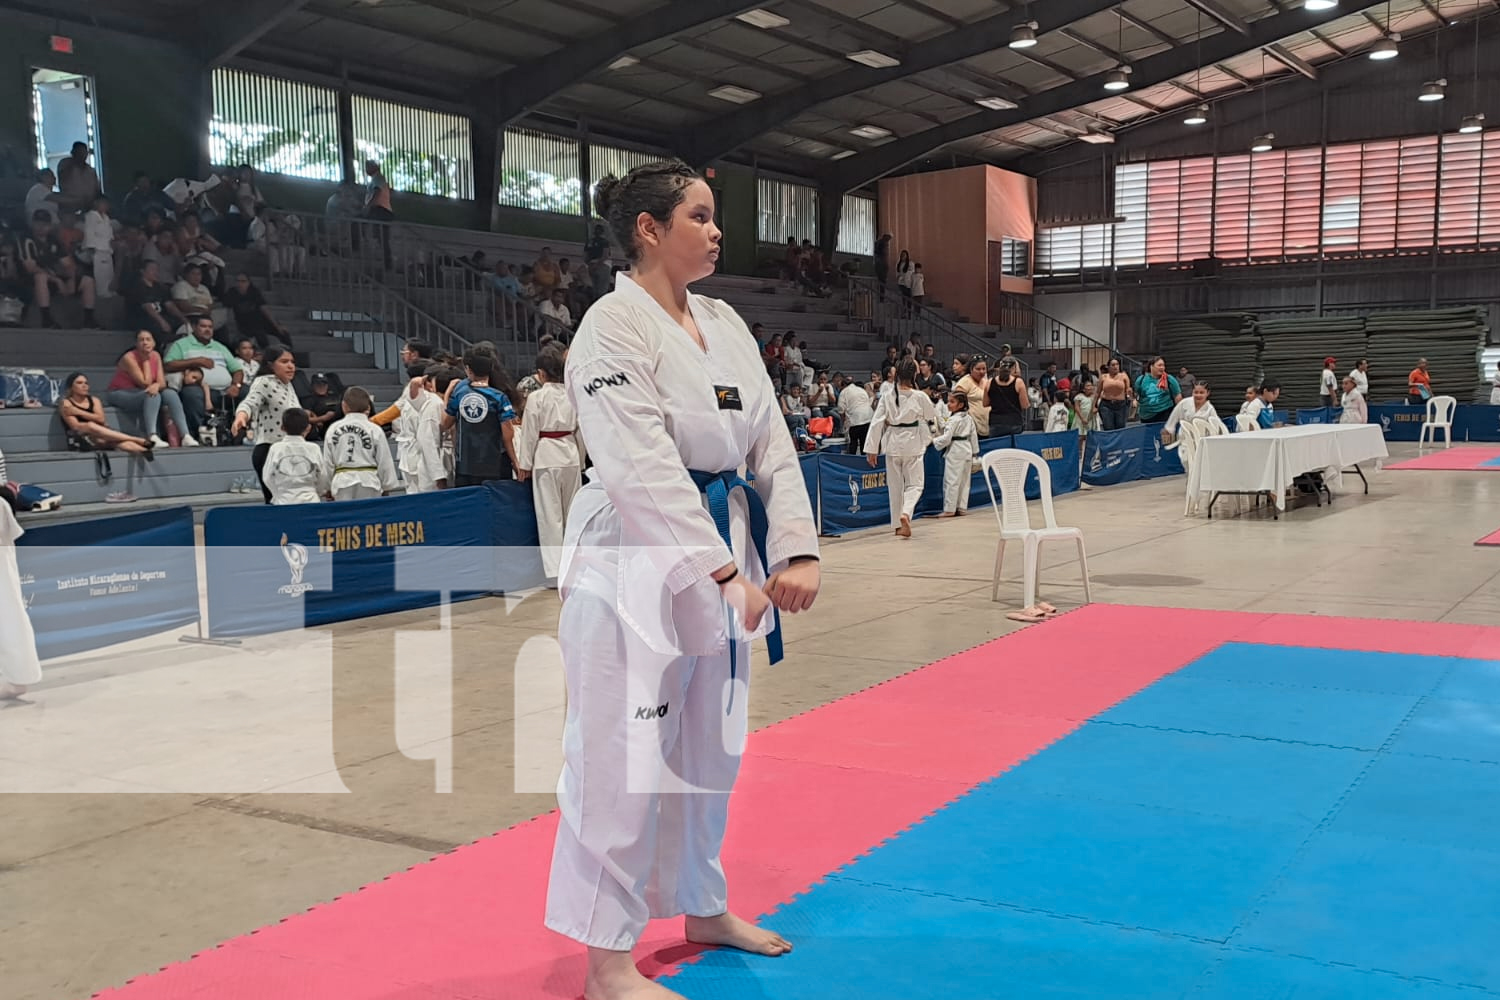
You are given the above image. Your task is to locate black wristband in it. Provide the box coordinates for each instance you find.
[788,554,820,565]
[715,568,739,586]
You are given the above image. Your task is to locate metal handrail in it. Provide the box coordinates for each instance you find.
[845,275,1018,375]
[997,291,1148,378]
[266,209,564,372]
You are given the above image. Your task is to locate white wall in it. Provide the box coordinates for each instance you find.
[1034,290,1113,347]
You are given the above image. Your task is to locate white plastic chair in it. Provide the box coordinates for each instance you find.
[982,449,1092,609]
[1171,420,1206,514]
[1235,413,1259,433]
[1420,395,1457,449]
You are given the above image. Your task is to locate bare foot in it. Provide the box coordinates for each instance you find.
[584,948,684,1000]
[896,514,912,538]
[937,512,957,518]
[685,912,792,956]
[0,683,27,700]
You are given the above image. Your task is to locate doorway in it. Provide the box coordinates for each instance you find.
[32,68,99,179]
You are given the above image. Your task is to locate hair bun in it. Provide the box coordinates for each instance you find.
[593,174,622,219]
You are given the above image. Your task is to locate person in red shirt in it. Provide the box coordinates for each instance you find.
[1408,358,1432,405]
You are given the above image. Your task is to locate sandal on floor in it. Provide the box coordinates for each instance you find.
[1006,607,1049,624]
[1036,602,1059,615]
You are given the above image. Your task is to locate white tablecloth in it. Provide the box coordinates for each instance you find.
[1191,424,1388,511]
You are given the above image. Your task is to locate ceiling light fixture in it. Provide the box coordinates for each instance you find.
[1368,0,1398,59]
[1251,132,1275,152]
[1184,103,1209,125]
[850,124,892,139]
[975,96,1019,110]
[1009,21,1039,49]
[1461,6,1486,134]
[847,49,900,68]
[1418,79,1446,102]
[1185,9,1207,127]
[735,9,790,29]
[1304,0,1338,10]
[708,84,762,104]
[1103,67,1131,91]
[1459,113,1485,133]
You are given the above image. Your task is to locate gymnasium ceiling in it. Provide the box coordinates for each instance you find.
[19,0,1500,188]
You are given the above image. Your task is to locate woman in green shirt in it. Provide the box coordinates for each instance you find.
[1134,356,1182,424]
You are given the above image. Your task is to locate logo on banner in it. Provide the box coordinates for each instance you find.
[847,476,861,512]
[278,533,313,597]
[1381,414,1393,432]
[1089,448,1103,474]
[1152,437,1162,462]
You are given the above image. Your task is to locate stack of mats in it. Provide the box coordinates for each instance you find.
[1257,315,1370,411]
[1154,314,1261,400]
[1364,308,1488,404]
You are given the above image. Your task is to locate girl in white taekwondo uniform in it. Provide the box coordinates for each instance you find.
[864,357,936,538]
[932,389,978,518]
[515,346,585,584]
[546,160,821,1000]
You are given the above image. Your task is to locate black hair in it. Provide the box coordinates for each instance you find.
[466,352,495,379]
[592,159,701,263]
[954,353,971,375]
[948,389,969,410]
[282,408,310,436]
[426,364,462,395]
[895,358,918,386]
[406,362,428,380]
[405,340,432,359]
[63,372,87,396]
[1260,379,1281,393]
[536,347,565,383]
[262,344,293,371]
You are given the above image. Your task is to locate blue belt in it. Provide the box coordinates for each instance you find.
[688,469,783,711]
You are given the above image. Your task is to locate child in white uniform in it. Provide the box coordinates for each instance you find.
[323,387,398,501]
[545,162,820,1000]
[865,357,936,538]
[932,389,977,517]
[515,347,584,584]
[262,408,330,504]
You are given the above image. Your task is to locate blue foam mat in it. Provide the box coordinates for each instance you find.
[662,644,1500,999]
[1177,643,1458,695]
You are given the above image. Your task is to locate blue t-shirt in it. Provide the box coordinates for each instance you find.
[1257,403,1276,429]
[447,382,517,481]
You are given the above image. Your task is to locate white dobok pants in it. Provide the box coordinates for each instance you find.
[533,465,582,581]
[544,578,748,950]
[942,443,974,513]
[886,453,924,527]
[0,532,42,687]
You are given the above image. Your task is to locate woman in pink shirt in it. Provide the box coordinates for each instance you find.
[104,330,196,447]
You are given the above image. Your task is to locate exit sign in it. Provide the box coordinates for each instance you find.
[49,35,73,54]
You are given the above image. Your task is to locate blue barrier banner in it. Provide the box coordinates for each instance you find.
[1453,404,1500,442]
[204,487,510,638]
[800,453,821,531]
[484,481,547,593]
[818,452,892,536]
[1014,430,1082,497]
[1082,427,1144,486]
[1296,407,1334,425]
[1369,404,1427,441]
[1138,425,1185,480]
[15,506,199,659]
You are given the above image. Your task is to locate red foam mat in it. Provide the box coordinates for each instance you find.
[1385,446,1500,471]
[1477,528,1500,547]
[93,604,1500,1000]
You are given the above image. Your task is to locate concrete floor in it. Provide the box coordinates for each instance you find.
[4,444,1499,1000]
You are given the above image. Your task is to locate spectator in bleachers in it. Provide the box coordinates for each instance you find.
[1040,362,1060,402]
[105,330,196,448]
[873,232,891,298]
[261,407,329,505]
[121,172,175,227]
[58,372,154,459]
[231,345,303,503]
[175,213,225,294]
[953,356,992,437]
[165,316,244,441]
[1339,375,1368,425]
[363,160,395,269]
[81,195,116,298]
[24,168,60,226]
[763,332,784,387]
[55,142,100,214]
[782,334,804,389]
[807,371,838,427]
[916,358,946,401]
[235,338,260,379]
[144,228,182,284]
[540,288,573,330]
[16,210,97,328]
[908,263,925,309]
[124,260,180,339]
[781,237,801,282]
[585,223,613,296]
[782,383,810,435]
[171,263,216,326]
[221,273,289,350]
[531,247,562,301]
[303,373,342,441]
[489,261,522,299]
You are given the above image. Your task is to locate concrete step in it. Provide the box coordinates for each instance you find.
[16,489,262,526]
[7,446,263,504]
